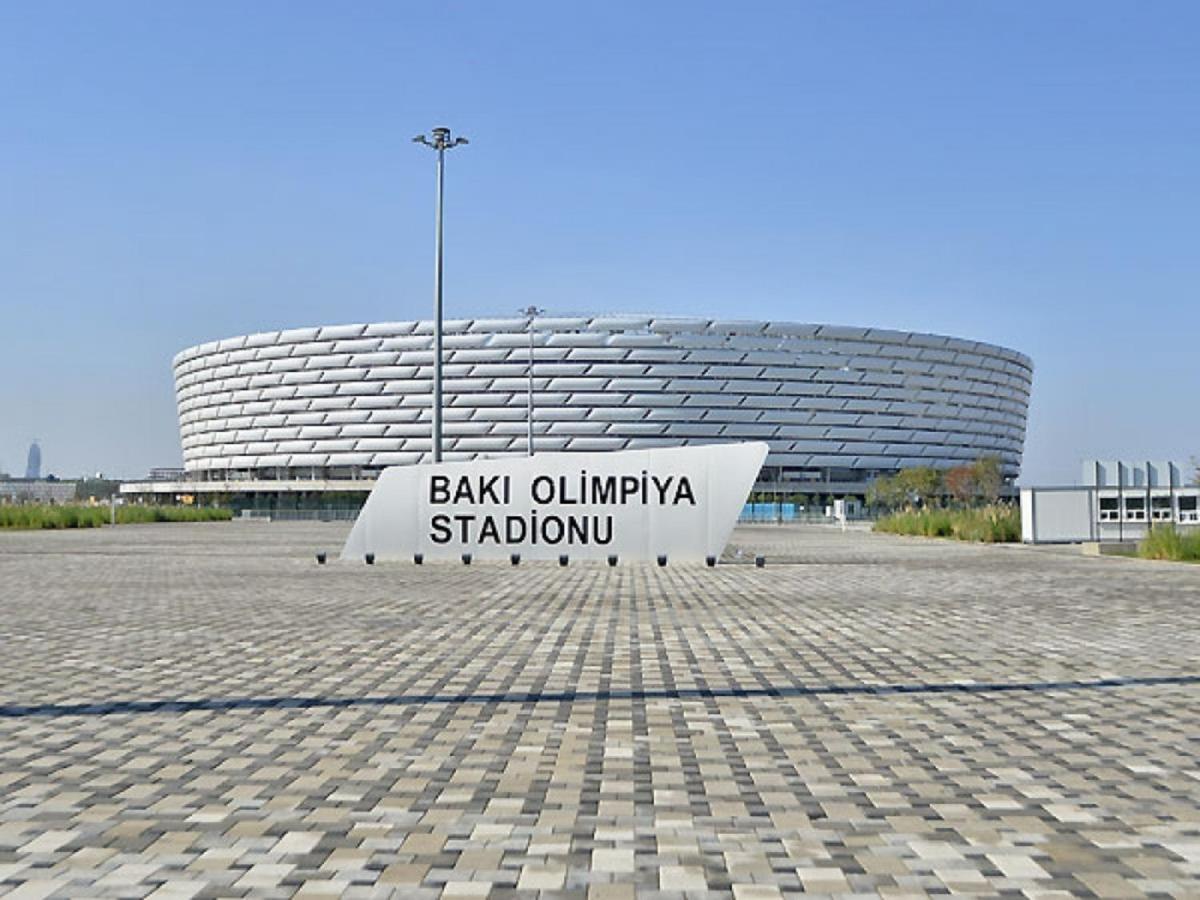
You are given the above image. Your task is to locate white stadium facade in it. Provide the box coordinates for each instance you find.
[128,316,1032,511]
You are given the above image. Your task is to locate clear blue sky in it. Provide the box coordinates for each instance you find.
[1,1,1196,483]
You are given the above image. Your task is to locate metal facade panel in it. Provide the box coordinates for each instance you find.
[175,317,1031,477]
[361,322,415,337]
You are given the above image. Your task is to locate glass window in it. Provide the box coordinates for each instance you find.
[1124,496,1146,520]
[1099,496,1119,521]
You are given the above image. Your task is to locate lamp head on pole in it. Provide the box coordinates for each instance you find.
[414,127,469,151]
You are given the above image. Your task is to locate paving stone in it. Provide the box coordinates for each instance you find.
[0,521,1198,897]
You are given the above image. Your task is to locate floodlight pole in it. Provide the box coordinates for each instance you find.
[413,127,468,463]
[519,306,545,456]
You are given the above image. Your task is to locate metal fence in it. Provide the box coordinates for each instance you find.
[238,508,361,522]
[738,503,875,525]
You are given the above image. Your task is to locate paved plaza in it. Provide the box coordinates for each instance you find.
[1,522,1198,898]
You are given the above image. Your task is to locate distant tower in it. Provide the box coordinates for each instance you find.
[25,441,41,480]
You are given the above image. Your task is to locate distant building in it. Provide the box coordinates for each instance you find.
[1021,459,1199,543]
[25,441,41,480]
[0,479,77,504]
[148,467,186,482]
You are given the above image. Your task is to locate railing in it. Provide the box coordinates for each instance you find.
[237,508,361,522]
[738,503,875,524]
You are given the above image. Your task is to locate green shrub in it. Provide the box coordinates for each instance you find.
[0,505,107,529]
[875,504,1019,543]
[115,506,233,524]
[0,504,232,530]
[1138,526,1200,562]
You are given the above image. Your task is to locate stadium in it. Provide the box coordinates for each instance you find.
[158,315,1031,508]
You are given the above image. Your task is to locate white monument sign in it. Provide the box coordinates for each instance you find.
[341,442,768,563]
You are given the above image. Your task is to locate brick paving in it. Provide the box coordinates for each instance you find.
[1,521,1198,898]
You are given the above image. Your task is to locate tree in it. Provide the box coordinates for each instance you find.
[896,466,942,508]
[944,465,975,505]
[75,478,121,501]
[867,473,906,510]
[970,457,1003,504]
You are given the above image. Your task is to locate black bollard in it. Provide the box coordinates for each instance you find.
[510,553,521,566]
[559,554,569,566]
[705,555,716,567]
[316,552,327,565]
[461,553,472,565]
[364,553,375,565]
[755,555,765,568]
[607,555,618,567]
[657,555,668,567]
[413,553,424,565]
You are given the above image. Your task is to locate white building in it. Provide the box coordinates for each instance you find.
[126,316,1033,510]
[1022,459,1199,543]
